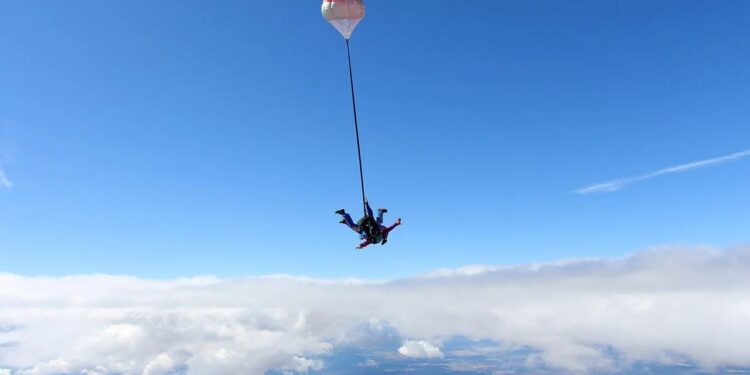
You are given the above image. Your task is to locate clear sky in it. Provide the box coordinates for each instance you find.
[1,0,749,279]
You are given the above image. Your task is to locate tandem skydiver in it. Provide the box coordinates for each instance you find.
[335,199,401,249]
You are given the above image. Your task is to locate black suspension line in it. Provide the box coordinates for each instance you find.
[345,38,368,217]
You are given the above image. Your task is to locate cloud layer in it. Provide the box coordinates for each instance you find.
[577,149,750,194]
[1,246,750,374]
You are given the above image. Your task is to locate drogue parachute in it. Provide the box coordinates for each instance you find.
[321,0,365,39]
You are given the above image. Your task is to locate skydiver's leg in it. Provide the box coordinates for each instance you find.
[376,209,385,225]
[341,213,360,233]
[365,200,374,218]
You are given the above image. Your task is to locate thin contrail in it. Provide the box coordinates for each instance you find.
[576,149,750,194]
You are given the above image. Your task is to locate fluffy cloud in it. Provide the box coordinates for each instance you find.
[1,246,749,374]
[281,357,324,374]
[398,340,444,359]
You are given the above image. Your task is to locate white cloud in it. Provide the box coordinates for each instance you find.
[143,351,190,375]
[282,357,324,374]
[1,246,750,374]
[577,149,750,194]
[398,340,444,359]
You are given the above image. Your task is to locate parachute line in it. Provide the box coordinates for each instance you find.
[345,39,368,216]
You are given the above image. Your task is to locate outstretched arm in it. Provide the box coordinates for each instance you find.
[357,239,373,249]
[383,218,402,235]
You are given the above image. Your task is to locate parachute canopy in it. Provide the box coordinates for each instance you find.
[321,0,365,39]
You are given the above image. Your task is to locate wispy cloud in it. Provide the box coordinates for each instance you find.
[0,127,11,189]
[577,149,750,194]
[0,166,11,189]
[1,247,749,374]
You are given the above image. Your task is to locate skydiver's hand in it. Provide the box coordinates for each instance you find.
[397,218,402,224]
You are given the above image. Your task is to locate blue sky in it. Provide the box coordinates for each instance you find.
[1,0,749,279]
